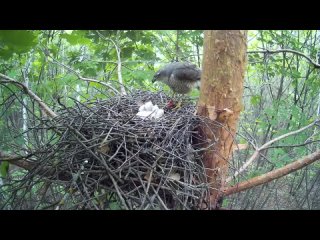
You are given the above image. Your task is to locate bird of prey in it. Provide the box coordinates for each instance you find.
[152,62,201,95]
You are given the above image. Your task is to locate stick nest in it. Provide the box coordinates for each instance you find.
[32,90,218,210]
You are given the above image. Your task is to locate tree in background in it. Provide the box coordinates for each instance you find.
[0,30,320,209]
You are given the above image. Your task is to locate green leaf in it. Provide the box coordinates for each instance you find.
[122,46,134,58]
[0,161,9,178]
[60,31,91,46]
[250,95,261,106]
[292,69,301,78]
[89,82,103,88]
[0,30,37,58]
[126,31,138,42]
[48,44,59,57]
[8,69,18,78]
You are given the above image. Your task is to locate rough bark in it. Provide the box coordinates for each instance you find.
[197,30,247,208]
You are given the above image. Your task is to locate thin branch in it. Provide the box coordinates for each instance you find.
[0,73,57,118]
[0,153,37,170]
[223,150,320,196]
[0,153,72,181]
[264,140,320,149]
[247,49,320,68]
[9,159,37,171]
[226,120,319,183]
[44,53,120,95]
[0,154,33,162]
[96,31,127,95]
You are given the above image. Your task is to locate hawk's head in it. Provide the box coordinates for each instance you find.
[152,70,164,83]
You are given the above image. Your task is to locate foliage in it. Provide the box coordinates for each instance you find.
[1,30,320,209]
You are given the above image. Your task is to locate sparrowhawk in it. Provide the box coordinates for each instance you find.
[152,62,201,94]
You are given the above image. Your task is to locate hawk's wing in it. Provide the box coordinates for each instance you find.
[172,63,201,82]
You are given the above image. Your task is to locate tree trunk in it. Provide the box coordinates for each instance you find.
[197,30,247,209]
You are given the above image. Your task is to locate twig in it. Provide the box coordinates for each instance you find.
[0,153,34,162]
[44,52,120,94]
[263,140,320,149]
[0,73,57,118]
[96,31,127,95]
[223,150,320,196]
[247,49,320,68]
[227,120,319,183]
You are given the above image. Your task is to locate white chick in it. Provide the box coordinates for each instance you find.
[136,111,152,119]
[144,101,153,111]
[154,109,164,119]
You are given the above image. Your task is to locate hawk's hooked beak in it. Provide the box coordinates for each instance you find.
[152,75,157,83]
[152,72,160,83]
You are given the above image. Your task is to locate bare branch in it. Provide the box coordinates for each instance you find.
[247,49,320,68]
[0,73,57,118]
[96,30,127,95]
[263,140,320,149]
[0,154,33,162]
[226,120,319,183]
[9,159,37,171]
[0,153,72,181]
[44,53,120,95]
[0,153,37,171]
[223,150,320,196]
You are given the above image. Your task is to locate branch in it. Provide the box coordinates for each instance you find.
[263,140,320,149]
[96,30,127,95]
[0,153,71,181]
[226,120,319,183]
[44,52,120,95]
[0,73,57,118]
[223,150,320,196]
[0,153,37,171]
[247,49,320,68]
[0,154,33,162]
[10,159,37,170]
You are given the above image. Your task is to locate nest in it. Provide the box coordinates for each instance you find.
[30,90,218,210]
